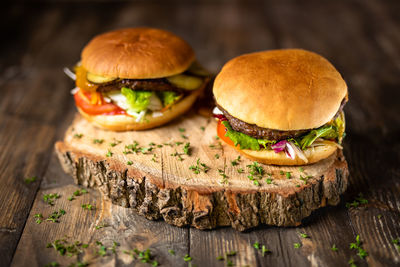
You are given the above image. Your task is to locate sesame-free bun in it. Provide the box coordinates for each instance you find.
[236,143,338,166]
[77,86,203,131]
[81,28,195,79]
[213,49,348,131]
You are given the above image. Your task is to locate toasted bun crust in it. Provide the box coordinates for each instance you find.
[213,49,348,130]
[77,87,203,131]
[81,28,195,79]
[235,143,338,166]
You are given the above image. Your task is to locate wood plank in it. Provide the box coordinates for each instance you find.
[12,152,189,267]
[0,115,55,265]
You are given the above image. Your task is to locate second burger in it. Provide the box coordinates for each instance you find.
[71,27,210,131]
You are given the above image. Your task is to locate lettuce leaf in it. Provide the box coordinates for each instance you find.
[157,91,181,107]
[222,121,275,150]
[121,87,153,113]
[299,125,338,150]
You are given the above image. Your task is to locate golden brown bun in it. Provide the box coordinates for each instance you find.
[213,49,348,131]
[81,28,195,79]
[235,143,338,166]
[77,86,203,131]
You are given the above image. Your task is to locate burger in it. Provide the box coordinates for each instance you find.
[212,49,347,165]
[67,28,209,131]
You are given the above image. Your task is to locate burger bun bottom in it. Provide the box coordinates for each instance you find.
[233,143,338,166]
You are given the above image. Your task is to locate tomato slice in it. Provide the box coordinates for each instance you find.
[217,120,237,147]
[74,89,125,115]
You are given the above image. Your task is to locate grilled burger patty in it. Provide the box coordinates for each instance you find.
[217,98,346,140]
[96,78,184,93]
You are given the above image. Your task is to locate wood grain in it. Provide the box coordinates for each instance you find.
[1,0,399,266]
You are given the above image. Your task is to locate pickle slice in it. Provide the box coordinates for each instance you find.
[187,61,211,77]
[86,72,116,84]
[166,74,203,90]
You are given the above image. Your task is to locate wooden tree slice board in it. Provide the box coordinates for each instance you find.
[55,113,349,231]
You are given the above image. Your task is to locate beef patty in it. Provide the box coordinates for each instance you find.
[217,98,346,140]
[96,78,184,93]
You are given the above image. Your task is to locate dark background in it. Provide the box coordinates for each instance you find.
[1,1,399,266]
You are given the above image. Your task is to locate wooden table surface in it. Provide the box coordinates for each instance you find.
[1,0,399,266]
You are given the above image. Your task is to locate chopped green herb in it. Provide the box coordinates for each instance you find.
[226,259,234,266]
[96,241,107,257]
[127,161,133,165]
[237,168,244,174]
[218,168,229,184]
[168,249,175,255]
[253,242,260,249]
[171,151,184,161]
[34,213,43,224]
[261,245,270,256]
[294,243,301,249]
[81,204,94,210]
[215,154,220,159]
[95,224,108,230]
[299,232,309,238]
[266,178,272,184]
[285,172,292,179]
[111,241,119,254]
[106,150,113,157]
[189,158,209,174]
[68,189,88,201]
[183,142,191,155]
[346,193,368,208]
[392,238,400,251]
[183,254,192,262]
[331,244,338,251]
[93,139,104,144]
[43,193,60,206]
[46,209,66,223]
[350,235,368,259]
[46,238,84,257]
[200,126,205,131]
[24,176,37,184]
[280,170,284,175]
[179,128,186,132]
[247,162,264,185]
[215,135,220,140]
[299,175,312,185]
[175,141,183,146]
[110,140,122,147]
[299,167,304,172]
[216,255,224,261]
[377,214,382,219]
[348,258,357,267]
[73,133,83,139]
[231,155,241,166]
[226,251,236,256]
[44,262,59,267]
[151,154,158,162]
[181,134,188,139]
